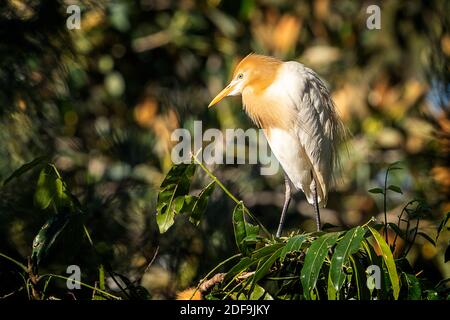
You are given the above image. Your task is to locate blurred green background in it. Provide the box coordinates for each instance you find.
[0,0,448,299]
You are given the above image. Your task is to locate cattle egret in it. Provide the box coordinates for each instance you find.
[208,54,345,236]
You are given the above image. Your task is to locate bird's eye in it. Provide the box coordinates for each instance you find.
[237,73,244,79]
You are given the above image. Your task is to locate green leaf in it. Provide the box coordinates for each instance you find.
[402,273,421,300]
[242,234,264,245]
[156,163,197,233]
[388,161,402,171]
[232,202,259,256]
[368,188,384,194]
[248,284,273,300]
[224,257,256,284]
[93,264,107,300]
[424,290,439,300]
[188,181,215,225]
[368,227,400,300]
[32,213,71,265]
[251,243,284,260]
[301,232,340,299]
[3,156,48,186]
[328,226,366,300]
[234,283,274,300]
[417,232,436,246]
[253,247,283,283]
[436,212,450,241]
[280,234,308,263]
[388,184,403,194]
[33,165,70,210]
[349,255,371,300]
[387,185,403,194]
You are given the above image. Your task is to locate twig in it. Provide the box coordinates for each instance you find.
[199,273,225,292]
[144,246,159,273]
[191,151,271,237]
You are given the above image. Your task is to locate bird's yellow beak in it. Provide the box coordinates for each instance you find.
[208,84,234,108]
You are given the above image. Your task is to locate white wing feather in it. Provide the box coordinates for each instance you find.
[275,61,344,206]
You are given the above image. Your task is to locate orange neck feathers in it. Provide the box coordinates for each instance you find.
[234,55,291,130]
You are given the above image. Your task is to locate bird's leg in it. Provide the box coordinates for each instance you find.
[276,174,291,238]
[311,172,321,231]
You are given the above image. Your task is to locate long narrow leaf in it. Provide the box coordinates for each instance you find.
[253,247,283,283]
[301,232,340,299]
[369,227,400,299]
[280,234,308,263]
[328,226,366,299]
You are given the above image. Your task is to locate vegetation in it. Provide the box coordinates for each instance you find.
[0,0,449,300]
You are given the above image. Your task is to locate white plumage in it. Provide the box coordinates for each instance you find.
[209,54,345,234]
[261,61,344,207]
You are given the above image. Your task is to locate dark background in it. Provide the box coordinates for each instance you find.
[0,0,448,299]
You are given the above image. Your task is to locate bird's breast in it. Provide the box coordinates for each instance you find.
[242,88,294,130]
[264,128,314,197]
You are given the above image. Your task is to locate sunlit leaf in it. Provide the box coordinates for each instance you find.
[369,227,400,300]
[328,226,366,300]
[301,232,340,299]
[93,264,107,300]
[33,165,70,210]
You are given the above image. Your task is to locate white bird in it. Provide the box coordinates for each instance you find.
[209,54,345,236]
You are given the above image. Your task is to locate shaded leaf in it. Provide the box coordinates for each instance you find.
[224,257,255,283]
[322,223,340,230]
[232,202,259,256]
[417,232,436,246]
[387,185,403,194]
[388,223,405,239]
[424,290,439,300]
[189,181,215,225]
[32,213,71,265]
[251,243,284,260]
[436,212,450,241]
[402,273,421,300]
[156,163,196,233]
[349,255,371,300]
[3,156,48,186]
[280,234,307,263]
[368,188,384,194]
[253,247,283,283]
